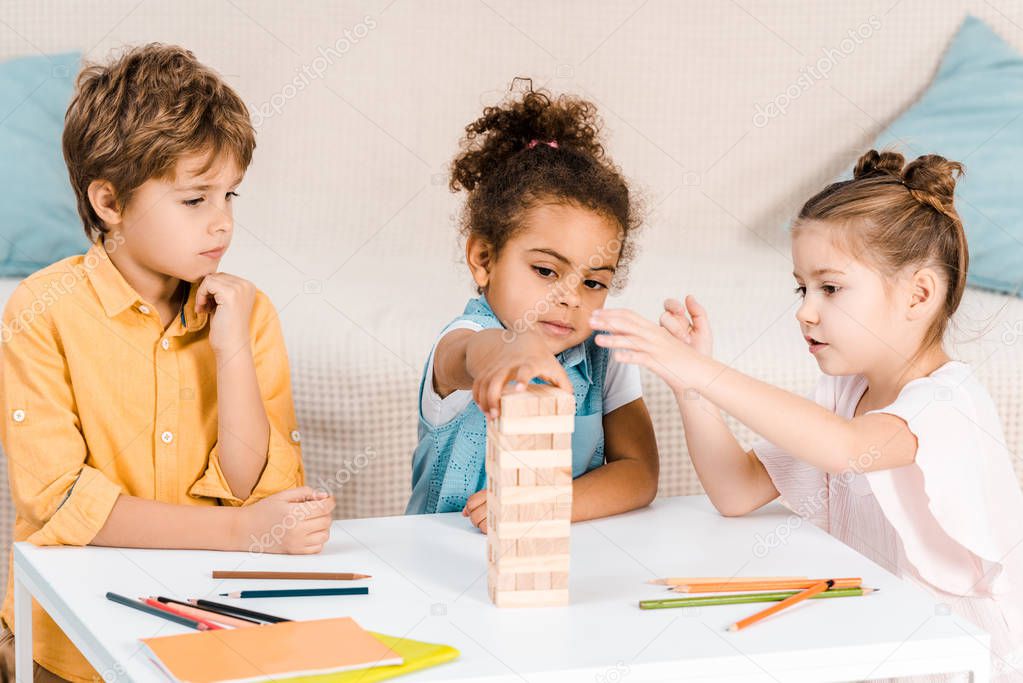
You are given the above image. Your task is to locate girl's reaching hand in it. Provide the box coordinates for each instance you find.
[462,489,488,534]
[660,295,713,357]
[590,307,711,394]
[469,329,572,419]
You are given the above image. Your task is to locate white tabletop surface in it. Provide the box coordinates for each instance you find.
[14,495,992,682]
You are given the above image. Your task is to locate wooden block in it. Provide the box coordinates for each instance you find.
[499,414,574,434]
[500,390,539,417]
[486,383,574,608]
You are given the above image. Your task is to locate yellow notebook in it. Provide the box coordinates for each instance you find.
[286,633,460,682]
[141,617,403,683]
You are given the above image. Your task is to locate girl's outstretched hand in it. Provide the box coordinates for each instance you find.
[660,295,713,357]
[590,307,709,393]
[462,489,488,534]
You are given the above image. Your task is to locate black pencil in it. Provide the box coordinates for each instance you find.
[106,592,208,630]
[189,598,290,623]
[155,597,261,624]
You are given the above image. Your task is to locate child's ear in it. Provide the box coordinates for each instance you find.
[466,235,494,290]
[906,266,941,321]
[87,179,123,227]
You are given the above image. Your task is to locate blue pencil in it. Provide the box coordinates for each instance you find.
[106,592,209,630]
[218,587,369,598]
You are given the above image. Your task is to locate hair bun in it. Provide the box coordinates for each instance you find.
[450,82,605,193]
[901,154,964,221]
[853,149,905,180]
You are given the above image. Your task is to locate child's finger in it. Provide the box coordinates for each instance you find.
[685,295,708,327]
[659,310,691,340]
[469,503,488,530]
[594,332,644,352]
[663,297,686,315]
[465,489,487,514]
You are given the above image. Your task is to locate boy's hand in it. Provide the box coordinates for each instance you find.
[590,308,713,394]
[660,295,713,356]
[196,273,257,355]
[462,489,488,534]
[237,486,335,554]
[468,329,571,418]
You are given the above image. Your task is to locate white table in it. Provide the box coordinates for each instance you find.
[14,495,992,682]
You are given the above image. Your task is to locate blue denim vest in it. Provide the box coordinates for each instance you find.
[406,296,609,514]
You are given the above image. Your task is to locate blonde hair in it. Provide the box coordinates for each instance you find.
[794,149,968,352]
[63,43,255,239]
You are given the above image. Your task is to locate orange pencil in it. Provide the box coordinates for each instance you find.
[142,598,225,630]
[648,576,806,586]
[673,577,860,593]
[728,579,834,631]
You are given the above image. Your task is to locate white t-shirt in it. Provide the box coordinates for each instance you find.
[421,320,643,427]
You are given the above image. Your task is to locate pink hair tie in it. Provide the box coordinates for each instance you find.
[527,139,558,150]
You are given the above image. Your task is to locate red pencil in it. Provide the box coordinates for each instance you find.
[142,598,225,630]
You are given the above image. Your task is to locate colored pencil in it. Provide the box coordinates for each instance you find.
[648,576,807,586]
[640,586,876,610]
[105,592,210,631]
[189,598,291,623]
[212,570,371,581]
[151,597,259,628]
[218,587,369,598]
[141,598,225,630]
[672,577,861,593]
[728,579,834,631]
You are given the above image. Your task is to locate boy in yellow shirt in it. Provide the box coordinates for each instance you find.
[0,44,334,682]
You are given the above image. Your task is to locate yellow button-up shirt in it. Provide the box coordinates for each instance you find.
[0,244,304,681]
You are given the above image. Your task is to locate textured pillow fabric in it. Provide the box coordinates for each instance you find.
[867,16,1023,296]
[0,51,88,277]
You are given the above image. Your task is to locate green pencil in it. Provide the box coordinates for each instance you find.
[639,586,876,610]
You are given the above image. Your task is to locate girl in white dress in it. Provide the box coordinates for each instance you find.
[591,150,1023,681]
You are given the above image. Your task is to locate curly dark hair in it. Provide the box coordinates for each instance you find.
[450,83,641,290]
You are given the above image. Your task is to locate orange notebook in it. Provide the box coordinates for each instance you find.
[141,617,403,683]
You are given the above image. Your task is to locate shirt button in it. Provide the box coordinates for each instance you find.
[161,339,170,350]
[138,305,150,315]
[11,409,25,423]
[290,430,301,443]
[161,431,173,444]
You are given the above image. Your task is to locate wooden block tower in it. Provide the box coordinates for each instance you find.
[486,383,574,607]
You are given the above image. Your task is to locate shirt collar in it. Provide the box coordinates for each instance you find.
[85,242,141,318]
[85,242,209,331]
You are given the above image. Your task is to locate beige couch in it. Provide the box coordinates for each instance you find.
[1,0,1021,591]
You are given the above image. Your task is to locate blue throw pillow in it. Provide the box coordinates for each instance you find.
[0,51,88,277]
[867,16,1023,296]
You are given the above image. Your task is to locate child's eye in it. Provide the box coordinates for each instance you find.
[583,279,607,290]
[183,197,204,207]
[533,266,557,279]
[794,285,806,298]
[822,284,841,295]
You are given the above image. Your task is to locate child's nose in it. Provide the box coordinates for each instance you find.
[796,298,818,326]
[554,282,581,308]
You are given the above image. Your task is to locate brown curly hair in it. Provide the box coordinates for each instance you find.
[796,149,967,352]
[450,83,640,290]
[63,43,255,240]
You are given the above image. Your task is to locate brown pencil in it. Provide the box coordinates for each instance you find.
[211,571,371,581]
[728,579,834,631]
[673,577,861,593]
